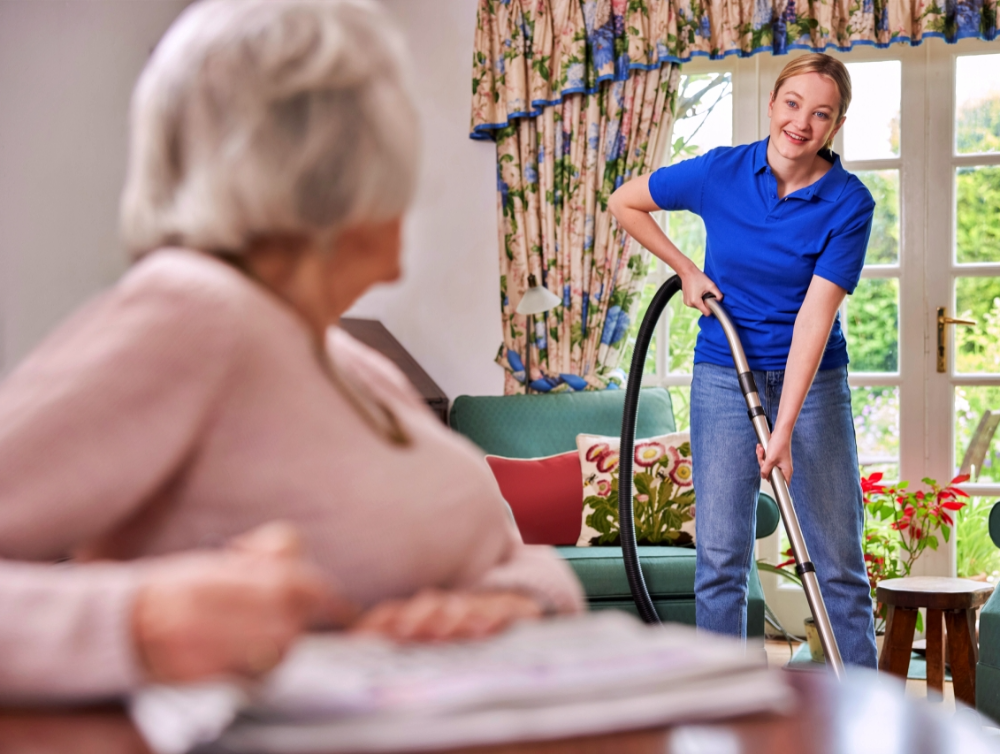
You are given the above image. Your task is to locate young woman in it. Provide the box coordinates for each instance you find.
[609,54,877,667]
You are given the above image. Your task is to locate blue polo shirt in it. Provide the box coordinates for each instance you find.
[648,138,875,371]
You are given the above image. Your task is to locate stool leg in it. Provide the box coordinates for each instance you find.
[944,608,978,707]
[878,604,917,679]
[926,608,945,701]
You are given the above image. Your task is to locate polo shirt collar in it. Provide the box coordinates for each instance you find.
[754,137,851,202]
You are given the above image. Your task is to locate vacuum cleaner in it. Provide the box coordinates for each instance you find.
[618,274,846,679]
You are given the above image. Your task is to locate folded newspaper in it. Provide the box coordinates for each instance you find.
[131,612,792,754]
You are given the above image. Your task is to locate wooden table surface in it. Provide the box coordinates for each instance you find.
[0,670,993,754]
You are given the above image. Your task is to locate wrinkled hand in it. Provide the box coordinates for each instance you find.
[351,589,544,643]
[757,428,793,483]
[132,522,358,683]
[677,267,722,316]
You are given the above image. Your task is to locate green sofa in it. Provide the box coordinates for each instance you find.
[976,503,1000,721]
[449,388,780,635]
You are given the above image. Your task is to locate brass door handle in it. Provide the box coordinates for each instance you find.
[937,306,977,373]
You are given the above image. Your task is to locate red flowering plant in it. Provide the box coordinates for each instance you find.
[759,472,970,631]
[861,472,969,627]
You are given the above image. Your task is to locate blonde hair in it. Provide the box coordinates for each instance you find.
[771,53,852,150]
[120,0,419,258]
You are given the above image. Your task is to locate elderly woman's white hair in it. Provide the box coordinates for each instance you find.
[120,0,418,257]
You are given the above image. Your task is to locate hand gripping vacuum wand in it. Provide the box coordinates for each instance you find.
[618,275,846,680]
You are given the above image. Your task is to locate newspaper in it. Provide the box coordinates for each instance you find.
[131,612,792,754]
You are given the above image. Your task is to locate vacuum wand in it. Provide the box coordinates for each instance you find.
[702,293,846,680]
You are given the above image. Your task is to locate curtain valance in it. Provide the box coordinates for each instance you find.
[471,0,997,139]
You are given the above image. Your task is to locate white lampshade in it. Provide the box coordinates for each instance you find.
[516,274,562,315]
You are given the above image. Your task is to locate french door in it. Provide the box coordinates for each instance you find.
[770,40,1000,596]
[645,40,1000,629]
[923,41,1000,578]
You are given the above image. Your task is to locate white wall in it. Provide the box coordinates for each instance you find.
[350,0,504,398]
[0,0,505,397]
[0,0,191,373]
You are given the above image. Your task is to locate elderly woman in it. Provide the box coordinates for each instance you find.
[0,0,583,700]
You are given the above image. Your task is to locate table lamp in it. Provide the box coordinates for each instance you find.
[516,274,561,391]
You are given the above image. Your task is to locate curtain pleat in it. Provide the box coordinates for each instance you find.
[494,65,680,393]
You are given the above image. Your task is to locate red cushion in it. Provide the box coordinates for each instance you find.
[485,452,583,545]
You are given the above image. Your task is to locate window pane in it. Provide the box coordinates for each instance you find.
[956,166,1000,263]
[625,72,731,384]
[847,278,898,373]
[956,54,1000,155]
[852,386,899,479]
[667,72,727,373]
[621,278,659,377]
[671,73,732,163]
[856,170,899,264]
[666,291,698,375]
[955,386,1000,482]
[957,496,1000,580]
[855,170,899,265]
[668,386,691,432]
[843,61,900,161]
[955,277,1000,374]
[662,211,706,376]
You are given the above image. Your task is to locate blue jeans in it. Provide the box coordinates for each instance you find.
[690,362,877,669]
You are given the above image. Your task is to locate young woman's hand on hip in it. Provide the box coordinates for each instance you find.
[677,266,723,317]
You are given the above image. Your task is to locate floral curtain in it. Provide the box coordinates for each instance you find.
[493,68,679,394]
[472,0,997,394]
[472,0,996,143]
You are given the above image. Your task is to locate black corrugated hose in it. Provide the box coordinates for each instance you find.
[618,273,683,625]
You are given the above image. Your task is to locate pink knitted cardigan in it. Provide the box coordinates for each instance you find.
[0,249,584,700]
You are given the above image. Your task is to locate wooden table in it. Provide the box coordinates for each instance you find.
[877,576,994,706]
[0,670,994,754]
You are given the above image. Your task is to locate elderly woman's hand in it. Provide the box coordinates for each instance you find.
[351,589,544,643]
[131,523,357,683]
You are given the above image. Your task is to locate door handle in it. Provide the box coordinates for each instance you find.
[937,306,977,373]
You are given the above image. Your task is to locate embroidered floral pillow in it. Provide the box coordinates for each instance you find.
[575,432,695,547]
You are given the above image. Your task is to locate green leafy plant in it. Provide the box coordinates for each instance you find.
[863,472,970,630]
[862,472,969,582]
[584,440,695,546]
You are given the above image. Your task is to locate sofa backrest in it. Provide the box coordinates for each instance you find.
[449,388,676,459]
[450,387,781,541]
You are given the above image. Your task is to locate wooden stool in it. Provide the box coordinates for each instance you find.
[876,576,994,706]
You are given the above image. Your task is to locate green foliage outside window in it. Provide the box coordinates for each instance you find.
[957,497,1000,580]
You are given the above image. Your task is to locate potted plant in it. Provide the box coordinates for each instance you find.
[861,472,970,632]
[759,472,970,658]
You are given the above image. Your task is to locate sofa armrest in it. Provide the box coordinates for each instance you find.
[990,502,1000,549]
[980,586,1000,669]
[756,493,779,540]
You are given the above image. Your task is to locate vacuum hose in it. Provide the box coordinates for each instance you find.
[618,274,846,679]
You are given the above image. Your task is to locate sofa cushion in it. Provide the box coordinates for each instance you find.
[485,451,582,545]
[576,431,695,547]
[449,388,676,459]
[557,546,695,598]
[990,502,1000,549]
[556,545,766,636]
